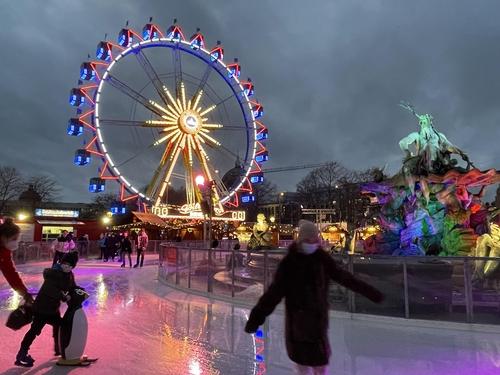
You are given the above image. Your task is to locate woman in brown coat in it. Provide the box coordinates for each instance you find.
[245,220,384,374]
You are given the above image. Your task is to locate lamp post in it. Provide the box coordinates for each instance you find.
[196,175,213,248]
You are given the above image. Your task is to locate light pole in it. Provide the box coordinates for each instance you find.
[196,175,213,248]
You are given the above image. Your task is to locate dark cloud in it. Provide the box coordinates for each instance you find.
[0,0,499,202]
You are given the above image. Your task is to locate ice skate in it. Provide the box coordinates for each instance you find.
[15,351,35,367]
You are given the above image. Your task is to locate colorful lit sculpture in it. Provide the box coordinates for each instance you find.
[247,213,273,250]
[362,102,500,260]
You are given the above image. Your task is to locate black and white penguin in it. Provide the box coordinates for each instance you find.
[57,287,96,366]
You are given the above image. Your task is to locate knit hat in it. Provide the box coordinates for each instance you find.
[61,251,79,268]
[297,220,320,242]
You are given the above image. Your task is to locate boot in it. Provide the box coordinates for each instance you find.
[15,350,35,367]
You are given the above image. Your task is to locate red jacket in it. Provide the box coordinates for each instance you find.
[0,247,28,296]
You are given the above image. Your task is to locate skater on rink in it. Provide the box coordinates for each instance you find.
[15,252,79,367]
[245,220,385,375]
[120,232,133,268]
[134,229,148,268]
[0,218,33,305]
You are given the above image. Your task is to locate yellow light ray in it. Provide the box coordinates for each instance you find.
[194,135,210,161]
[181,82,187,110]
[147,142,174,197]
[163,85,182,114]
[202,123,223,129]
[156,146,182,205]
[178,134,187,150]
[191,90,203,112]
[160,125,179,132]
[176,99,184,113]
[187,135,195,165]
[165,105,181,118]
[198,131,221,146]
[153,129,179,146]
[167,132,183,155]
[145,120,177,127]
[161,114,179,123]
[199,105,216,117]
[187,99,192,110]
[149,100,170,115]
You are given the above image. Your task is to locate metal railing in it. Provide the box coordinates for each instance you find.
[14,240,164,263]
[158,244,500,325]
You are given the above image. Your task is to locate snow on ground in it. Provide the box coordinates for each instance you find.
[0,258,499,374]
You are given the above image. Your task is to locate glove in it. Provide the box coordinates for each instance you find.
[369,289,385,304]
[244,320,259,334]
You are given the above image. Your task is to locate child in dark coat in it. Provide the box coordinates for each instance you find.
[245,220,384,375]
[15,252,79,367]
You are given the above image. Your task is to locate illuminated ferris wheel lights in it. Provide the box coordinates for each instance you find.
[203,123,223,129]
[166,21,185,42]
[180,82,187,110]
[118,29,133,47]
[189,29,205,50]
[80,63,97,81]
[69,88,85,107]
[210,41,224,62]
[227,58,241,78]
[69,21,267,209]
[199,105,216,117]
[198,132,221,146]
[67,119,84,136]
[96,41,112,61]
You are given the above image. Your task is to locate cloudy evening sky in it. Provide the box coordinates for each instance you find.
[0,0,499,202]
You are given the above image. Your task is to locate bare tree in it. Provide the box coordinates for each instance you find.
[26,175,61,202]
[0,166,23,213]
[253,179,278,204]
[296,162,350,208]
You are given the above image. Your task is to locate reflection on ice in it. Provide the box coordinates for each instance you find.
[0,261,499,374]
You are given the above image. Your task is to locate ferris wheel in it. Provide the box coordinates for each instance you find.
[68,19,268,217]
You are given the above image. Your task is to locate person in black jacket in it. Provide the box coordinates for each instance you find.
[120,231,132,268]
[15,252,78,367]
[244,220,384,375]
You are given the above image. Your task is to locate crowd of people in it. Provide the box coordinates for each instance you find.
[98,229,149,268]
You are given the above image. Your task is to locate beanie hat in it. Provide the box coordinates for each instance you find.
[298,220,320,242]
[61,251,78,268]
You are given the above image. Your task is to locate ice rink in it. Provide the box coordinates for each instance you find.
[1,259,499,374]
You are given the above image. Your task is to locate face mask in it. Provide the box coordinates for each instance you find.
[5,240,19,251]
[301,242,318,255]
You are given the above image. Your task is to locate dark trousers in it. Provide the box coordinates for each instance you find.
[121,251,132,267]
[20,313,60,352]
[52,251,64,267]
[99,246,106,260]
[104,247,116,261]
[135,248,145,267]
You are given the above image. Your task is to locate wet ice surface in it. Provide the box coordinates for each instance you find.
[0,259,499,375]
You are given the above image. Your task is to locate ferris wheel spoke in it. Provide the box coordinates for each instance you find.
[146,142,174,198]
[213,93,236,108]
[106,74,164,117]
[193,63,212,98]
[98,119,157,128]
[135,50,169,103]
[172,46,183,98]
[156,145,182,205]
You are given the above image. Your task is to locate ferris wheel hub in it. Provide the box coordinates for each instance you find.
[178,109,202,134]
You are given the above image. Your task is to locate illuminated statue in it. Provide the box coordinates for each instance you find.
[398,101,472,174]
[474,208,500,279]
[247,213,272,250]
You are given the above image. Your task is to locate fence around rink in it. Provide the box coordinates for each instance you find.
[158,243,500,325]
[13,240,165,263]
